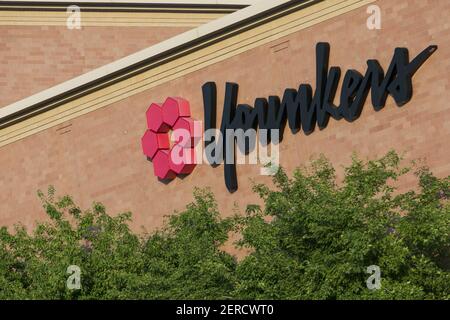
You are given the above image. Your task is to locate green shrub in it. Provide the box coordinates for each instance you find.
[234,151,449,299]
[0,151,448,299]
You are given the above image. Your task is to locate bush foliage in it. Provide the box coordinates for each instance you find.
[0,151,448,299]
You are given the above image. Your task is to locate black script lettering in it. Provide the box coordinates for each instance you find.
[203,43,437,192]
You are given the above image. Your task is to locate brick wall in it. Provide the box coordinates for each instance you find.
[0,0,448,232]
[0,25,189,107]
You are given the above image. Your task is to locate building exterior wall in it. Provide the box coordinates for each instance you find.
[0,0,449,231]
[0,25,189,107]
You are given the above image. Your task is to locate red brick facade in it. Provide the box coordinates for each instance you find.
[0,0,449,231]
[0,26,189,107]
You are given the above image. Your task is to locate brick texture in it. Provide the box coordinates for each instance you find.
[0,0,449,232]
[0,25,189,107]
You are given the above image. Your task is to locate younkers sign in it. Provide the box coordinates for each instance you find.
[143,42,437,193]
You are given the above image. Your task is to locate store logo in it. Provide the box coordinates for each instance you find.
[142,42,437,192]
[141,97,200,180]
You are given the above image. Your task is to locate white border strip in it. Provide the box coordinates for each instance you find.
[1,0,261,6]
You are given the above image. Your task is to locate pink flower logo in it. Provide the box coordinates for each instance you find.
[141,97,199,180]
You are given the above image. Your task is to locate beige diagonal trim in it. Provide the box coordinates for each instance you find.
[0,0,375,147]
